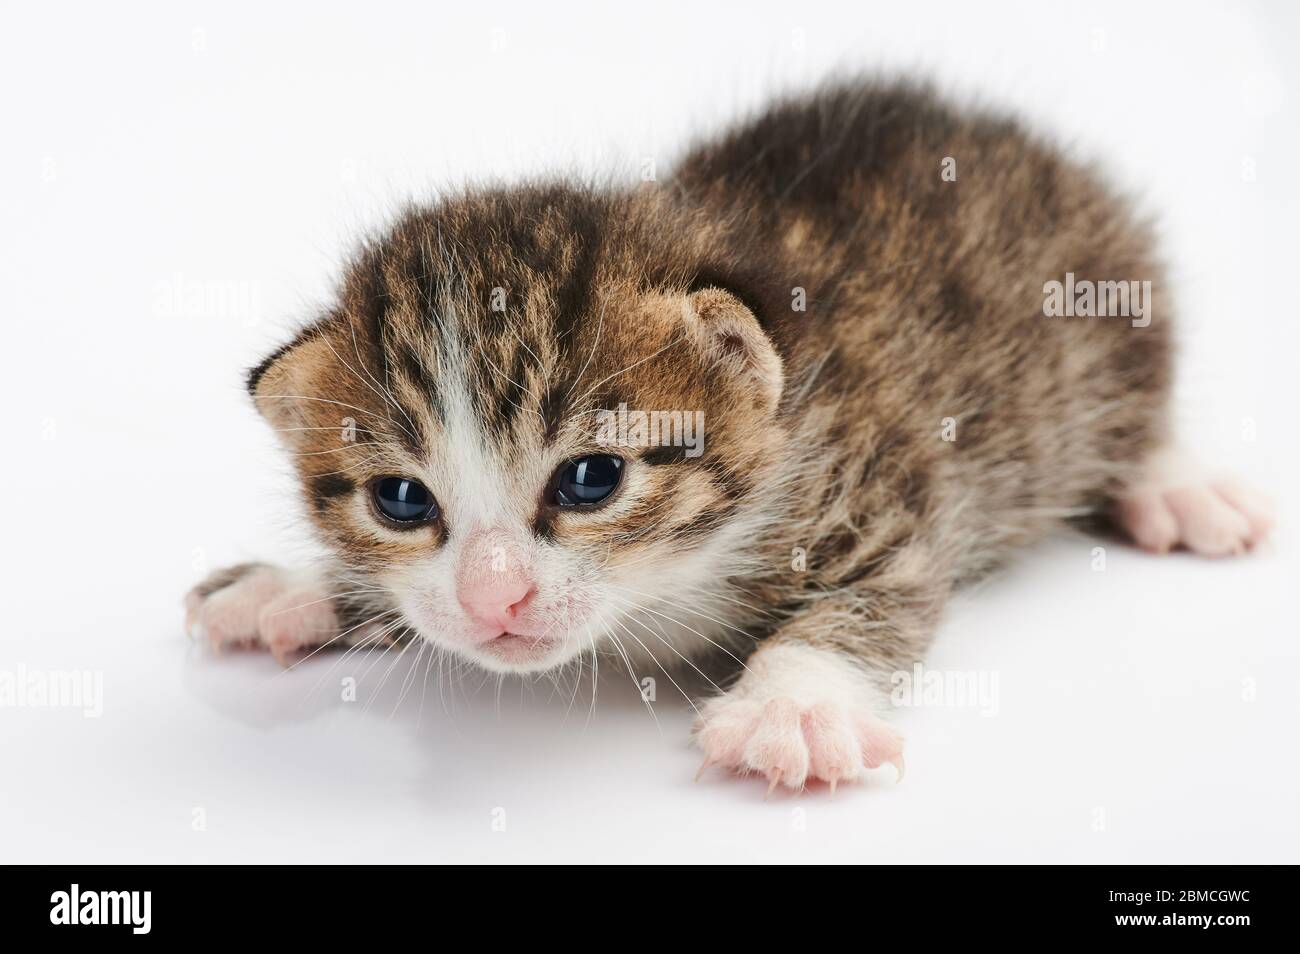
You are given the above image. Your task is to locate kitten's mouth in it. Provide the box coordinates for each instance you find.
[479,630,558,666]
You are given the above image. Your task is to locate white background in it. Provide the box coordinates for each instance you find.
[1,0,1296,863]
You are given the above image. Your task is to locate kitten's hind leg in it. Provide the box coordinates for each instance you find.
[183,563,390,665]
[1114,447,1274,556]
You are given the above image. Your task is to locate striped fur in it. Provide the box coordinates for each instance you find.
[241,78,1170,693]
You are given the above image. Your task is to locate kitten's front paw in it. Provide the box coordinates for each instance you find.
[183,563,340,665]
[694,693,904,795]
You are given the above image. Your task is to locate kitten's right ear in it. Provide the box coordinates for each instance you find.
[246,328,339,433]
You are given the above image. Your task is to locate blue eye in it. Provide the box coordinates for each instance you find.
[373,477,438,523]
[554,455,623,507]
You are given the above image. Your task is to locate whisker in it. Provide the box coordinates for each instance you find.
[274,607,400,676]
[362,631,419,715]
[611,604,726,699]
[334,324,423,446]
[572,332,685,409]
[603,629,660,730]
[564,298,606,402]
[610,617,703,717]
[263,589,391,618]
[605,591,751,672]
[613,582,767,641]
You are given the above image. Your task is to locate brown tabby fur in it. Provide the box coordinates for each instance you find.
[244,78,1170,684]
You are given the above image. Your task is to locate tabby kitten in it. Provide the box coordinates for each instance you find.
[185,80,1271,793]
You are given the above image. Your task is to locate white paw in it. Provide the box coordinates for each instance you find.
[692,643,903,794]
[183,564,342,665]
[695,694,903,794]
[1117,453,1274,557]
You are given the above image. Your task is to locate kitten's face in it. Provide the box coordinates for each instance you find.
[251,188,788,673]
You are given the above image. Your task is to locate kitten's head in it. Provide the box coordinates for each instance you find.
[250,185,791,673]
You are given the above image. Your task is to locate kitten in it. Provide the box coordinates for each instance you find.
[185,79,1272,793]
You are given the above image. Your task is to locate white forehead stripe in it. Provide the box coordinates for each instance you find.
[435,317,514,533]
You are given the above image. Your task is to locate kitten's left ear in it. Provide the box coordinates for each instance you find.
[682,287,784,414]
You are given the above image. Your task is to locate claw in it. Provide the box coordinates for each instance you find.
[828,778,838,799]
[765,770,782,800]
[890,754,906,783]
[694,759,715,783]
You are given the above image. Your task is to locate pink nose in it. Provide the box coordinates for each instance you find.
[458,575,535,632]
[455,528,537,634]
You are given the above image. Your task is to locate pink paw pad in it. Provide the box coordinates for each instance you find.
[184,566,338,665]
[695,695,904,795]
[1118,476,1274,557]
